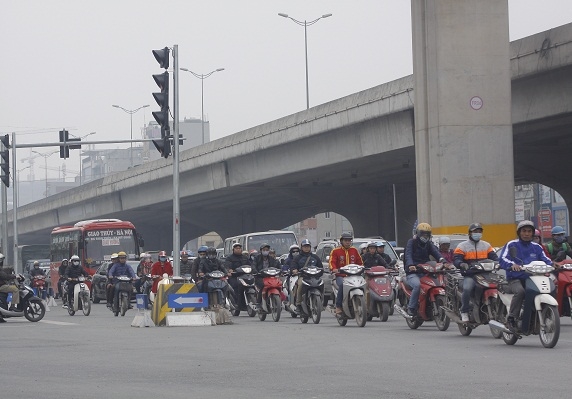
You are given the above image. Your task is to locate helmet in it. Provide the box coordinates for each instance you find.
[289,244,300,253]
[376,241,385,247]
[70,255,80,261]
[367,241,377,248]
[300,239,311,247]
[517,220,535,233]
[33,261,40,266]
[416,223,432,235]
[359,243,368,250]
[259,243,270,250]
[534,229,541,237]
[70,255,80,265]
[206,247,217,258]
[439,236,451,244]
[468,223,483,232]
[180,251,189,257]
[158,251,167,257]
[198,246,208,253]
[0,253,5,260]
[340,232,353,240]
[552,226,566,235]
[139,252,146,258]
[117,251,127,257]
[111,253,118,259]
[269,248,276,254]
[61,258,68,265]
[232,243,242,249]
[249,249,258,255]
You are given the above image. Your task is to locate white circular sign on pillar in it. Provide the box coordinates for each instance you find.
[470,96,483,110]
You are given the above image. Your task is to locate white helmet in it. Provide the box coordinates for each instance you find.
[440,236,451,244]
[359,243,368,250]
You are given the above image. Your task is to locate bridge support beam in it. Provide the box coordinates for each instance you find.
[411,0,515,246]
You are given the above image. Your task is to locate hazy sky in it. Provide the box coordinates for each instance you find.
[1,1,571,178]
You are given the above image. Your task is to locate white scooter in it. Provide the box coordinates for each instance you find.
[67,276,91,316]
[490,249,560,348]
[283,272,299,317]
[331,264,367,327]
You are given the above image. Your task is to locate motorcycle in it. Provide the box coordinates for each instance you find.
[365,265,397,322]
[256,267,282,322]
[395,262,450,331]
[297,266,324,324]
[490,252,560,348]
[331,264,367,327]
[0,276,46,322]
[204,270,230,309]
[112,275,133,317]
[230,266,257,317]
[141,274,155,309]
[61,279,69,308]
[31,275,47,300]
[553,258,572,318]
[67,276,92,316]
[442,261,504,337]
[283,272,299,318]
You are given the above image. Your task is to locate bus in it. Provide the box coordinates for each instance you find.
[17,244,51,275]
[223,230,298,257]
[49,219,143,295]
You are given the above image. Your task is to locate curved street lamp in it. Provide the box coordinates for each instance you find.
[112,104,150,167]
[180,67,225,145]
[278,13,332,109]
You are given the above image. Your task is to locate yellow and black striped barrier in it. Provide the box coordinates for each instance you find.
[151,283,201,326]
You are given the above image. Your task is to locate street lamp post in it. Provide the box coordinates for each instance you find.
[278,13,332,109]
[180,67,224,145]
[31,150,58,198]
[112,105,150,168]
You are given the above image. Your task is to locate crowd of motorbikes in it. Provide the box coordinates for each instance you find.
[5,251,572,350]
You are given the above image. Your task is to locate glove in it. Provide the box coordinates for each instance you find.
[460,263,469,271]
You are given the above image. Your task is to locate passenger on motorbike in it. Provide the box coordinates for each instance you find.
[438,237,455,264]
[150,251,173,294]
[30,261,45,278]
[359,243,368,257]
[404,223,446,317]
[363,241,386,268]
[135,253,153,294]
[329,232,363,315]
[252,243,281,308]
[0,261,20,313]
[57,258,69,300]
[499,220,553,332]
[105,253,120,307]
[108,251,136,309]
[198,247,229,293]
[180,251,193,277]
[64,255,89,307]
[452,223,499,322]
[291,239,323,313]
[283,244,300,273]
[546,226,572,263]
[224,243,250,303]
[191,246,208,283]
[376,242,393,267]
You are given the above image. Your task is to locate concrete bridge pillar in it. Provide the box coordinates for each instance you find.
[411,0,515,246]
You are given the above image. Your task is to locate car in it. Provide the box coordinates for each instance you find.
[431,234,469,250]
[91,262,138,303]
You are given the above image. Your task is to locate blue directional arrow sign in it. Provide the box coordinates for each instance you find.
[168,293,208,308]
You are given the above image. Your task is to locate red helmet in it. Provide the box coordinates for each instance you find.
[534,229,541,237]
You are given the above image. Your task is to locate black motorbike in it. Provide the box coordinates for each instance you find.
[112,276,133,317]
[297,266,325,324]
[204,270,230,309]
[0,276,46,322]
[230,265,257,317]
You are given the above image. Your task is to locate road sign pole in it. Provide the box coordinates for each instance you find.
[172,44,180,277]
[11,132,18,273]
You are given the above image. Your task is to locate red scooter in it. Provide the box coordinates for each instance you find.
[555,259,572,318]
[365,266,397,322]
[257,267,282,322]
[395,262,450,331]
[31,275,47,300]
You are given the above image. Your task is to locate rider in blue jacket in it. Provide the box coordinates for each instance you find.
[499,220,552,331]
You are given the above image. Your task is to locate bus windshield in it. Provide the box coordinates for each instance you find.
[84,228,138,263]
[246,233,297,255]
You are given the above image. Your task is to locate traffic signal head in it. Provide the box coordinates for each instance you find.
[152,65,170,157]
[152,136,171,159]
[152,47,170,69]
[0,134,10,187]
[59,129,69,159]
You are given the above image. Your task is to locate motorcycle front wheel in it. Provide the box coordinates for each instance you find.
[246,293,257,317]
[311,295,322,324]
[490,299,505,339]
[539,304,560,348]
[270,294,281,322]
[434,295,450,331]
[379,302,390,322]
[120,294,128,316]
[82,293,91,316]
[353,295,367,327]
[24,300,46,322]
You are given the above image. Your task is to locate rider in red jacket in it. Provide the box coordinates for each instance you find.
[329,232,363,314]
[150,251,173,294]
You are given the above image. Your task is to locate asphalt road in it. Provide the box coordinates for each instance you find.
[2,301,572,399]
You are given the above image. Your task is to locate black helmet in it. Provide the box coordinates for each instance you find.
[206,247,217,256]
[468,223,483,232]
[259,243,270,250]
[340,232,353,240]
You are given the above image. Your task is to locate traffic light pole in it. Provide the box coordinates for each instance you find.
[11,132,18,272]
[172,44,180,277]
[1,182,7,258]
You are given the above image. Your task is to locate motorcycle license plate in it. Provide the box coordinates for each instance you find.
[375,277,387,284]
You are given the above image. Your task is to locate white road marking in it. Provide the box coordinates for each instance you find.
[39,320,78,326]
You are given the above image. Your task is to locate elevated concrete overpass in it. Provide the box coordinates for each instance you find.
[8,22,572,249]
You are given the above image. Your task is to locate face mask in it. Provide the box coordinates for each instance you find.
[261,250,270,256]
[554,235,566,244]
[159,257,167,262]
[471,233,482,241]
[208,254,216,259]
[419,236,429,244]
[72,261,80,266]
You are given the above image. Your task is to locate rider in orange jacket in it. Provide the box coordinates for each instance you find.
[329,232,363,314]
